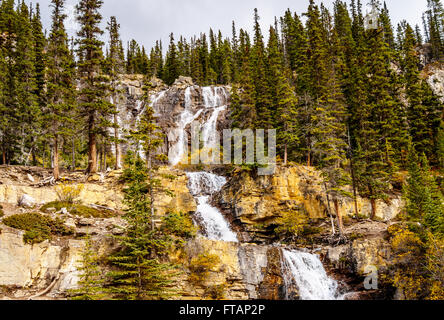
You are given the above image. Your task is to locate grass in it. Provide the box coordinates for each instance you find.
[41,201,115,218]
[2,212,74,244]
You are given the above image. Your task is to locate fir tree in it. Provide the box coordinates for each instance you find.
[70,234,107,300]
[46,0,76,180]
[15,0,40,164]
[106,16,124,169]
[108,86,174,299]
[163,33,179,85]
[75,0,114,174]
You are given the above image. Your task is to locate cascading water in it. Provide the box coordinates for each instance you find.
[186,172,238,242]
[281,249,344,300]
[169,87,204,166]
[169,86,228,166]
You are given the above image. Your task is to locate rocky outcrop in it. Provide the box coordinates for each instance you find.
[218,166,403,239]
[422,62,444,102]
[112,75,231,163]
[175,240,286,300]
[0,227,84,296]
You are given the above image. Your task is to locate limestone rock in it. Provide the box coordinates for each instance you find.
[219,166,403,238]
[173,76,194,88]
[27,174,34,183]
[18,194,35,208]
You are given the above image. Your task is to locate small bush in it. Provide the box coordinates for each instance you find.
[41,201,114,218]
[162,211,196,239]
[275,208,308,238]
[55,182,84,203]
[188,253,220,285]
[2,212,74,244]
[204,284,226,300]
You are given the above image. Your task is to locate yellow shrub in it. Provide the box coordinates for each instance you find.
[188,253,220,285]
[275,208,308,238]
[55,182,84,203]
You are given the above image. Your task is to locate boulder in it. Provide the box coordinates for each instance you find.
[18,194,35,208]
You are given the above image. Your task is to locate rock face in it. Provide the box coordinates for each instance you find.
[111,74,230,166]
[0,227,84,294]
[177,239,286,300]
[422,62,444,102]
[218,166,403,239]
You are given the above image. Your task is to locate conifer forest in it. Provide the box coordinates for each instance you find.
[0,0,443,303]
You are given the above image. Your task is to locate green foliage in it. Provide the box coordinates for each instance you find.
[275,207,309,239]
[2,212,73,244]
[108,126,175,299]
[188,253,220,285]
[41,201,114,218]
[402,143,444,237]
[70,234,108,300]
[162,211,197,240]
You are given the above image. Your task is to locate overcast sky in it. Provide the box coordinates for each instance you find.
[29,0,428,51]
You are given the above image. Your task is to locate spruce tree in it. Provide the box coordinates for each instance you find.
[46,0,76,179]
[401,23,442,161]
[251,9,272,130]
[106,16,124,169]
[163,33,179,85]
[70,234,107,300]
[75,0,114,174]
[15,0,40,164]
[108,82,174,299]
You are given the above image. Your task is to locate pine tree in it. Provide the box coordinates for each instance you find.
[106,16,124,169]
[251,9,272,130]
[163,33,179,85]
[75,0,114,174]
[0,0,18,165]
[15,0,40,165]
[70,234,107,300]
[108,85,174,299]
[401,23,442,161]
[46,0,76,180]
[404,142,444,237]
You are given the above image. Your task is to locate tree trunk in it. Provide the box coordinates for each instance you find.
[324,183,336,235]
[87,130,97,174]
[284,143,288,166]
[114,113,121,169]
[370,198,377,220]
[2,148,6,165]
[72,138,76,171]
[53,135,59,180]
[334,198,344,236]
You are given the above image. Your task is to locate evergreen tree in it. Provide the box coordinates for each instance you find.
[163,33,179,85]
[70,234,107,300]
[46,0,76,180]
[75,0,114,174]
[108,83,174,299]
[15,0,40,164]
[106,15,124,169]
[251,9,272,129]
[401,23,442,161]
[404,143,444,237]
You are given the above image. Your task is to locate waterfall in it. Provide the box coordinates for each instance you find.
[281,249,343,300]
[186,172,238,242]
[169,86,228,166]
[169,87,204,166]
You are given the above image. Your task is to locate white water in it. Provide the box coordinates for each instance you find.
[282,250,343,300]
[169,86,228,166]
[186,172,238,242]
